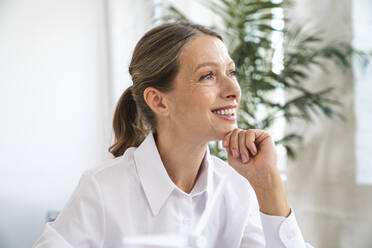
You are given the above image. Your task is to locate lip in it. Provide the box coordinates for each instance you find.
[213,113,236,121]
[211,104,238,112]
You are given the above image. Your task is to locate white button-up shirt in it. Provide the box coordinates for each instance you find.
[33,132,313,248]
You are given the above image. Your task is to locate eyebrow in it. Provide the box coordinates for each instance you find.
[193,61,235,74]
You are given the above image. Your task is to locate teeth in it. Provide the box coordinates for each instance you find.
[213,108,235,116]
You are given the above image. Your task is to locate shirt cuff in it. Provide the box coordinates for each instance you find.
[259,208,306,248]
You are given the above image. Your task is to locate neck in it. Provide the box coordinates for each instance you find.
[154,128,208,194]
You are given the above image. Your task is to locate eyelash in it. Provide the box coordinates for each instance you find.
[200,72,214,81]
[199,70,237,81]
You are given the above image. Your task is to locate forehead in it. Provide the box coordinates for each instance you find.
[179,34,232,72]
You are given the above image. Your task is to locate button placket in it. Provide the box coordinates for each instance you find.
[179,195,194,232]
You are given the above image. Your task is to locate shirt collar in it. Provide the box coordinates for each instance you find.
[189,145,214,197]
[133,131,215,216]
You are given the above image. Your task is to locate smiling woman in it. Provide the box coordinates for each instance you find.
[32,22,313,248]
[108,22,226,157]
[149,34,241,146]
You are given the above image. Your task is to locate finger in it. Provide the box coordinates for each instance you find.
[226,142,233,158]
[238,131,249,163]
[229,129,240,158]
[222,131,233,148]
[246,130,258,156]
[254,130,272,145]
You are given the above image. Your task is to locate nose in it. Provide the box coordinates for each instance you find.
[221,74,241,102]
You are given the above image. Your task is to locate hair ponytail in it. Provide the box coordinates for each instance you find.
[109,86,149,157]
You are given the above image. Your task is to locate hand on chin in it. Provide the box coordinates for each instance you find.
[221,128,279,189]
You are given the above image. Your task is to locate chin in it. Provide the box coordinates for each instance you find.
[211,124,237,141]
[223,125,236,134]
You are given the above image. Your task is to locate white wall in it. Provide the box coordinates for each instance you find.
[0,0,152,247]
[105,0,154,105]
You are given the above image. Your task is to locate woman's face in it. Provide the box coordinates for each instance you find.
[164,34,241,142]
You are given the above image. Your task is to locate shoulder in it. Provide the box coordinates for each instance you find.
[82,147,138,186]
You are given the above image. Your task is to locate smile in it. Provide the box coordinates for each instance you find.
[212,108,235,116]
[211,106,237,121]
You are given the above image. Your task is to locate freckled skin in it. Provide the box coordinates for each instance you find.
[163,34,241,143]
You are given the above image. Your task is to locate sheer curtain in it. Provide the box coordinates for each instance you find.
[285,0,372,247]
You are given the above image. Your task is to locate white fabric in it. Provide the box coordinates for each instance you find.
[33,131,312,248]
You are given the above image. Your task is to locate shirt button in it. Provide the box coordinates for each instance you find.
[286,229,296,240]
[182,217,191,225]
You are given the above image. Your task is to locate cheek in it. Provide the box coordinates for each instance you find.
[191,86,217,108]
[191,90,217,120]
[172,85,218,120]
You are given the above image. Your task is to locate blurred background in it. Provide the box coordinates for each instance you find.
[0,0,371,247]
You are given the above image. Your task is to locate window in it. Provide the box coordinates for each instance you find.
[353,0,372,185]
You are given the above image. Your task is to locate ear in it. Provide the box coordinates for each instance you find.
[143,87,169,116]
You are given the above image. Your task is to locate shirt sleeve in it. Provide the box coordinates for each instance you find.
[240,184,314,248]
[259,209,314,248]
[32,171,105,248]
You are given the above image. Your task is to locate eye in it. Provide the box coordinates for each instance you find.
[229,70,237,77]
[199,72,215,81]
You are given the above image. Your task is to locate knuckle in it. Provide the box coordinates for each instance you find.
[265,131,272,137]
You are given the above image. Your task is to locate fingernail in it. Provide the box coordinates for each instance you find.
[232,149,238,158]
[242,154,248,163]
[253,145,257,155]
[223,140,227,146]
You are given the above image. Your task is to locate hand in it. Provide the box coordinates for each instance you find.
[222,128,290,217]
[222,128,278,190]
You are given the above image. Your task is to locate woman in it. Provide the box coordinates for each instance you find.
[33,22,312,247]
